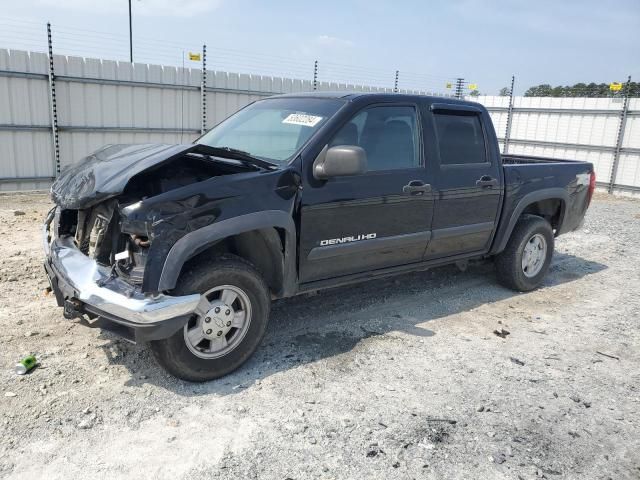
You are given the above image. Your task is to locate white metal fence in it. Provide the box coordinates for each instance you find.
[1,48,639,194]
[474,95,640,193]
[0,48,442,191]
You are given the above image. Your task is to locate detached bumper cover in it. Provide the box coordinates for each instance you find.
[43,213,200,338]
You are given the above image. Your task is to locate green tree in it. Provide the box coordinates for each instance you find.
[499,87,511,96]
[524,81,639,97]
[469,89,481,97]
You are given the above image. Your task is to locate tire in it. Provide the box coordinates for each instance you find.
[150,255,271,382]
[495,214,554,292]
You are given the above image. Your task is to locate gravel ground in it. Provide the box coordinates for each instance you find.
[0,192,639,480]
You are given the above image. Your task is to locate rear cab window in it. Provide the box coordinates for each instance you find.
[433,112,487,166]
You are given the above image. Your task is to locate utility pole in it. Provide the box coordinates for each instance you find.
[454,78,465,99]
[394,70,399,93]
[128,0,133,63]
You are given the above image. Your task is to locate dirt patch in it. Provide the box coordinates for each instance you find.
[0,192,639,479]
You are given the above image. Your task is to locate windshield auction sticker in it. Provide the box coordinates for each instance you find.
[282,113,323,127]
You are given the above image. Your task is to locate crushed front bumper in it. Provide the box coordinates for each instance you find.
[43,209,201,342]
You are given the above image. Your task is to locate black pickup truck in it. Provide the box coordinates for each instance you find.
[43,92,596,381]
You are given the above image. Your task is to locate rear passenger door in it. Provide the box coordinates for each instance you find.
[424,104,502,259]
[299,103,434,284]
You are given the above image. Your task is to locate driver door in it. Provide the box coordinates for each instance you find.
[299,103,434,284]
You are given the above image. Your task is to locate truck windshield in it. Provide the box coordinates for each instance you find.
[197,97,345,165]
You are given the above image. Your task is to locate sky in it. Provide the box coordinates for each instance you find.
[0,0,638,94]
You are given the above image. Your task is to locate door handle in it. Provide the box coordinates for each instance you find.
[403,180,432,195]
[476,176,498,188]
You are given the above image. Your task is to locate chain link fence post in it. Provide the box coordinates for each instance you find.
[313,60,318,91]
[503,75,515,154]
[609,75,632,193]
[454,78,464,99]
[200,44,207,135]
[46,22,61,176]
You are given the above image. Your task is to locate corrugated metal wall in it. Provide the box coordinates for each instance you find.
[473,95,640,192]
[1,49,428,191]
[1,48,639,194]
[619,98,640,188]
[0,50,53,191]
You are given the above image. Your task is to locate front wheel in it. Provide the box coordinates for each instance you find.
[495,214,554,292]
[150,255,271,382]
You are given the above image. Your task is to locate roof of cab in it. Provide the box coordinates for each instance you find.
[273,91,476,106]
[275,91,357,99]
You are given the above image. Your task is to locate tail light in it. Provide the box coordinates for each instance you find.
[587,170,596,207]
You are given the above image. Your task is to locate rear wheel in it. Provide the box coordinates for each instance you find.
[150,255,270,382]
[495,215,554,292]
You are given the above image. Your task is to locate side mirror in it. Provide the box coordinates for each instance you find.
[313,145,367,180]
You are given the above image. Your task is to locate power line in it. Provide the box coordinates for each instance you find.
[0,17,456,94]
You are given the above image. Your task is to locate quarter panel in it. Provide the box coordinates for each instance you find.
[490,161,593,255]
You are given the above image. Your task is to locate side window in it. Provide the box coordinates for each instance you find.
[434,113,486,165]
[330,105,420,171]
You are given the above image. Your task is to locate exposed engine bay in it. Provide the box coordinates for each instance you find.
[52,147,255,289]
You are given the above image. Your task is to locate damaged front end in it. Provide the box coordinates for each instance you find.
[43,143,258,342]
[49,198,152,290]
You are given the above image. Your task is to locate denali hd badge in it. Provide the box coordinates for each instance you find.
[320,233,377,246]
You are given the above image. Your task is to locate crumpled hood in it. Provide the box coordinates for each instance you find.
[51,143,196,209]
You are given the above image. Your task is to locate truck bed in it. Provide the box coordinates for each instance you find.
[501,153,584,165]
[493,153,594,252]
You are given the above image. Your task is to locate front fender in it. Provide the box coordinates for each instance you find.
[156,210,297,295]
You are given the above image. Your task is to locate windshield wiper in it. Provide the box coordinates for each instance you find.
[193,144,278,170]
